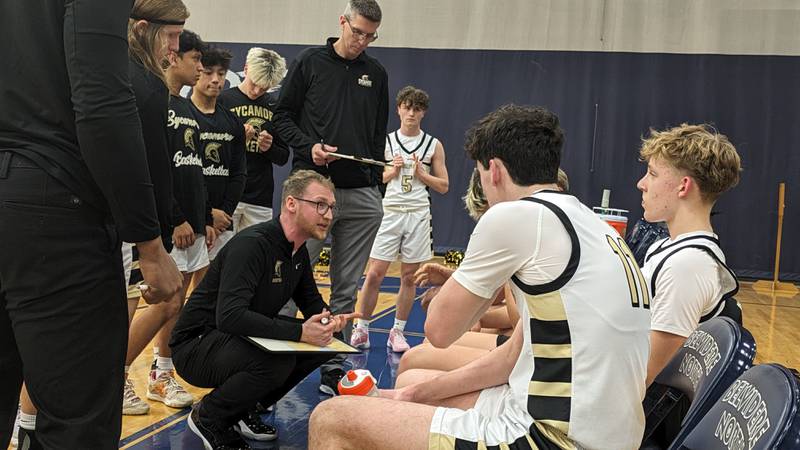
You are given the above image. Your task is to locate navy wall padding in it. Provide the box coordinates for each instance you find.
[212,41,799,280]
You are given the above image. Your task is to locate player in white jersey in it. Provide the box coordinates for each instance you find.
[309,105,651,450]
[636,124,742,386]
[351,86,449,353]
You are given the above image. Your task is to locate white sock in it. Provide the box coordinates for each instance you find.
[124,365,130,376]
[355,319,370,330]
[156,356,174,377]
[393,319,407,332]
[153,347,160,358]
[19,411,36,431]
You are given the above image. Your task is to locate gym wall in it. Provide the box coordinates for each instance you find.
[184,0,800,280]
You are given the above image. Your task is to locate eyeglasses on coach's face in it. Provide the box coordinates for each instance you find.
[294,197,337,216]
[345,18,378,42]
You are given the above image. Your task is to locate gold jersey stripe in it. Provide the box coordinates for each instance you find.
[533,421,575,449]
[428,432,456,450]
[532,343,572,358]
[525,291,568,321]
[529,381,572,397]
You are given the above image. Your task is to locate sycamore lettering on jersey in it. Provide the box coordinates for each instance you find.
[230,104,273,121]
[167,109,199,130]
[200,132,235,141]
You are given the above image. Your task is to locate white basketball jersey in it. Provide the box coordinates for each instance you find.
[507,191,651,449]
[642,232,738,322]
[383,130,437,210]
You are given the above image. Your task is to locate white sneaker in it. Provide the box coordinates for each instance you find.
[350,326,370,349]
[123,378,150,415]
[147,371,193,408]
[387,328,410,353]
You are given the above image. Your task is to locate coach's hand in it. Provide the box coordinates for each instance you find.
[311,143,337,166]
[205,226,218,249]
[301,311,336,346]
[414,263,454,287]
[173,221,195,249]
[328,311,363,333]
[136,237,182,304]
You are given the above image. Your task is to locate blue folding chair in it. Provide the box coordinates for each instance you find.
[642,317,757,446]
[673,363,800,449]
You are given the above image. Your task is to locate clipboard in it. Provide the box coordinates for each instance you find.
[244,335,361,354]
[328,152,388,167]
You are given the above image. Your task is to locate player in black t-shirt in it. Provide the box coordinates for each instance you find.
[190,47,247,266]
[218,47,289,231]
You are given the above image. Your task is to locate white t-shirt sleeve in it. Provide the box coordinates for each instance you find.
[650,248,721,337]
[452,200,570,300]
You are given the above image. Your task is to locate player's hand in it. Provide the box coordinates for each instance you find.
[211,208,232,232]
[300,311,336,346]
[205,225,218,249]
[172,221,195,249]
[328,312,362,333]
[257,130,273,152]
[420,286,441,311]
[414,263,454,287]
[136,237,182,304]
[244,124,256,141]
[378,385,415,402]
[412,154,424,178]
[387,154,404,178]
[311,143,337,166]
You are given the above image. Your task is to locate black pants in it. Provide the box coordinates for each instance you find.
[172,329,333,428]
[0,153,127,449]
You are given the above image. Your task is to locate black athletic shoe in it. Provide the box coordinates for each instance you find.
[318,368,345,396]
[17,427,44,450]
[234,411,277,441]
[186,404,251,450]
[252,401,274,414]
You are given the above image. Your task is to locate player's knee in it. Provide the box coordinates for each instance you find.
[399,271,416,287]
[397,344,425,375]
[364,269,384,285]
[310,397,347,435]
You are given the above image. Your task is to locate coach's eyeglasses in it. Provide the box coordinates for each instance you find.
[345,18,378,42]
[295,197,337,216]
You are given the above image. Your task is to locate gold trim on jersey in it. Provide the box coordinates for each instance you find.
[529,381,572,397]
[525,291,568,321]
[532,343,572,359]
[429,432,456,450]
[533,421,575,449]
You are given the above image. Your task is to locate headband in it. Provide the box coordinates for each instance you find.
[130,14,185,26]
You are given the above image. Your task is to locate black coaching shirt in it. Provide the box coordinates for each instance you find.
[218,87,290,208]
[167,95,209,234]
[192,102,247,221]
[274,38,389,189]
[0,0,160,243]
[171,217,327,346]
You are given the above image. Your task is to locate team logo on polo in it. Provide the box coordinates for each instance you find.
[358,74,372,87]
[184,128,196,151]
[272,261,283,283]
[204,142,222,164]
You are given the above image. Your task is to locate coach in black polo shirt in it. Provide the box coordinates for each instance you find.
[273,0,388,395]
[171,170,359,449]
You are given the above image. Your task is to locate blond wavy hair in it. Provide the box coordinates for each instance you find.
[282,170,335,205]
[246,48,287,90]
[640,123,742,202]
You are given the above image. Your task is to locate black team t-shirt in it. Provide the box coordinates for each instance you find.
[218,87,289,208]
[167,95,209,235]
[192,101,247,228]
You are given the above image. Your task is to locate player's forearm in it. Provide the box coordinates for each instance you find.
[417,171,449,194]
[410,328,520,403]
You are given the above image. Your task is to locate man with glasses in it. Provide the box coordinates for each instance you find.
[171,170,360,448]
[274,0,388,395]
